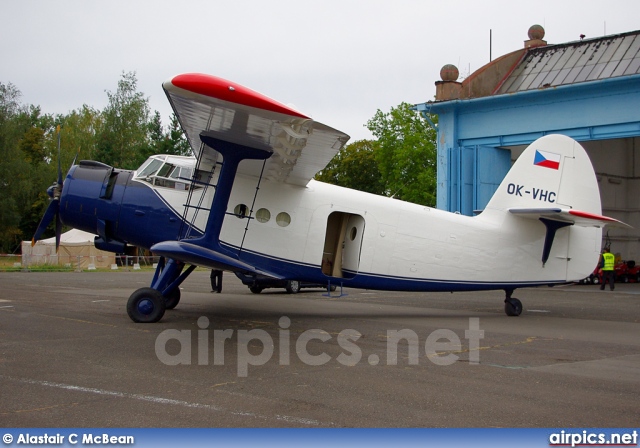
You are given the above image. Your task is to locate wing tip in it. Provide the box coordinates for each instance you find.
[166,73,310,119]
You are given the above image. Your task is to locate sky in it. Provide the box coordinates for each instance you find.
[1,0,639,143]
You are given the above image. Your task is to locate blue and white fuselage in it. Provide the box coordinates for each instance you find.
[39,73,627,322]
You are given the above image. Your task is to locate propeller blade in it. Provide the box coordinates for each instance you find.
[31,199,59,246]
[55,209,63,252]
[56,125,62,185]
[71,150,79,167]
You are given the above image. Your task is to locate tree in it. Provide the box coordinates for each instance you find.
[95,71,151,169]
[144,112,191,161]
[166,113,191,156]
[59,105,102,165]
[366,102,437,206]
[315,139,385,195]
[0,84,53,252]
[0,83,26,251]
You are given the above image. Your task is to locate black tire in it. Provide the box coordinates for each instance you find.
[164,287,181,310]
[504,298,523,317]
[592,275,600,285]
[620,275,629,283]
[249,286,263,294]
[329,285,337,292]
[285,280,301,294]
[127,287,166,323]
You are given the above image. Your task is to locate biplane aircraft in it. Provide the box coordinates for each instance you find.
[33,73,628,322]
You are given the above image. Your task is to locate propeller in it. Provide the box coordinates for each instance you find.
[31,126,64,251]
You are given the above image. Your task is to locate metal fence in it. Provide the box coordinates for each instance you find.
[1,254,162,271]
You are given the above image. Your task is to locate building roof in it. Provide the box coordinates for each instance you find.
[496,30,640,94]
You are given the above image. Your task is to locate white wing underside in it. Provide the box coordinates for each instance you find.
[164,84,350,186]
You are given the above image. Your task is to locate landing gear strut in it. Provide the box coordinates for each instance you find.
[126,257,195,323]
[504,289,523,317]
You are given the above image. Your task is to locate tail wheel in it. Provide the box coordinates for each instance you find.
[127,287,166,323]
[164,287,181,310]
[504,298,523,316]
[285,280,301,294]
[249,286,263,294]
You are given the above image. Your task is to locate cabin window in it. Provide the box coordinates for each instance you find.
[256,208,271,223]
[276,212,291,227]
[234,204,248,219]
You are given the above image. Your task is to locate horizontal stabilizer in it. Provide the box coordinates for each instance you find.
[509,208,631,228]
[150,241,284,278]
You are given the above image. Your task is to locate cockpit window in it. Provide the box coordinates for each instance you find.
[137,159,163,178]
[157,163,174,178]
[134,156,204,191]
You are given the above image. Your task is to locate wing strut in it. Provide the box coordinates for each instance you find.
[238,158,268,254]
[178,140,218,240]
[193,132,273,251]
[151,130,274,271]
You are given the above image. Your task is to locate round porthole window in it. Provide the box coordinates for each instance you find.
[234,204,248,218]
[256,208,271,223]
[276,212,291,227]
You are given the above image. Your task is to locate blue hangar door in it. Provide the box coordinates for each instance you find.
[447,145,511,215]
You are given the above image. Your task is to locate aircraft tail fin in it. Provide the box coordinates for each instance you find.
[480,134,629,281]
[484,134,602,216]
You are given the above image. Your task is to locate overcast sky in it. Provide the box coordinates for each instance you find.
[2,0,638,142]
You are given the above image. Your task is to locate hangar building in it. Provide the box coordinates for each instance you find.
[415,26,640,260]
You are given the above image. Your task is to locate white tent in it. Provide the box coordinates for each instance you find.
[21,229,115,269]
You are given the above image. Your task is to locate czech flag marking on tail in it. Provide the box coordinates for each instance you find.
[534,150,561,170]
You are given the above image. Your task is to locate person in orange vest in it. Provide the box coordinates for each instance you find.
[599,247,615,291]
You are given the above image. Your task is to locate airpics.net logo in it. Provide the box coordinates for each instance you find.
[154,317,484,377]
[549,430,638,447]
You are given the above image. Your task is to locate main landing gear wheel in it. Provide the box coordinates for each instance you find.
[249,286,263,294]
[164,288,181,310]
[503,289,523,316]
[285,280,301,294]
[504,297,523,316]
[127,287,166,323]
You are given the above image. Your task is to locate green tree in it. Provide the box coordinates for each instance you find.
[315,139,385,194]
[166,113,191,156]
[16,109,62,245]
[95,71,151,169]
[0,82,27,251]
[0,84,55,251]
[143,112,191,161]
[59,105,102,165]
[366,102,437,206]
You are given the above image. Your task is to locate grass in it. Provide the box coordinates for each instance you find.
[0,255,213,273]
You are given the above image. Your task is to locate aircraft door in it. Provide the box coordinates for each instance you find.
[342,214,365,275]
[321,212,365,279]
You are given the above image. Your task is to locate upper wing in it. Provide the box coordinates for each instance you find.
[509,207,631,228]
[163,73,350,186]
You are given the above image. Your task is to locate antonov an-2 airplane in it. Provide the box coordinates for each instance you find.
[32,73,628,323]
